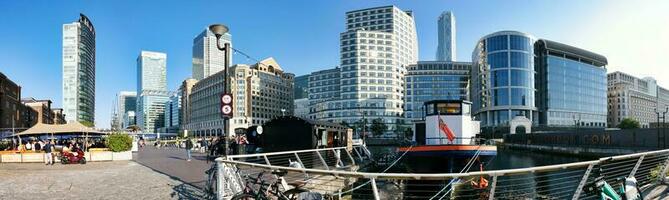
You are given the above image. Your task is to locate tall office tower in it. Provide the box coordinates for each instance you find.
[293,75,309,99]
[192,28,232,80]
[436,11,456,61]
[607,72,669,128]
[115,91,137,129]
[62,14,96,123]
[136,51,170,133]
[404,61,472,120]
[471,31,537,129]
[313,6,418,132]
[163,92,181,133]
[535,39,608,128]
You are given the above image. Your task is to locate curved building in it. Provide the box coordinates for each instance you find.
[471,31,536,127]
[62,14,96,123]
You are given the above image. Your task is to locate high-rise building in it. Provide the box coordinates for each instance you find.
[115,91,137,129]
[436,11,456,61]
[294,75,309,99]
[186,58,294,135]
[137,51,169,133]
[310,6,418,132]
[405,61,471,120]
[471,31,537,128]
[192,28,232,80]
[62,14,95,123]
[607,71,669,128]
[163,92,181,133]
[535,39,608,128]
[471,31,609,131]
[307,67,341,120]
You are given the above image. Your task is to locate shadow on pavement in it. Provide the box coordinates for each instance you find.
[170,183,207,200]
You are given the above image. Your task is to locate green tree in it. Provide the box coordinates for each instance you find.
[80,121,95,127]
[618,118,641,129]
[370,118,387,136]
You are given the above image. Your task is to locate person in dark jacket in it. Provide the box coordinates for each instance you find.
[185,138,193,161]
[43,140,54,165]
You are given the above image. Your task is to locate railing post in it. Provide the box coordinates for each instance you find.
[352,147,364,161]
[629,155,644,177]
[263,155,271,166]
[332,149,343,167]
[345,149,356,165]
[293,152,305,167]
[659,154,669,183]
[216,161,225,200]
[316,150,330,170]
[572,163,595,200]
[370,178,380,200]
[488,176,497,200]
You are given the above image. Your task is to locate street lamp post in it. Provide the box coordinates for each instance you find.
[209,24,231,157]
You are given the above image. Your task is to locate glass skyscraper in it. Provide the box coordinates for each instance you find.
[116,91,136,129]
[405,61,471,120]
[137,51,169,133]
[192,28,231,80]
[535,39,608,128]
[62,14,95,123]
[436,11,456,61]
[471,31,536,127]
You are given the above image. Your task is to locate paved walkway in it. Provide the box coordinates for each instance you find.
[134,146,214,190]
[0,161,205,200]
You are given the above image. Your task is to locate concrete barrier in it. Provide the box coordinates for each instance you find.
[112,151,132,160]
[21,153,44,162]
[1,154,22,163]
[90,151,112,161]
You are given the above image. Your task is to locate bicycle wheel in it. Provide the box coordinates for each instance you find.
[283,188,308,200]
[231,193,255,200]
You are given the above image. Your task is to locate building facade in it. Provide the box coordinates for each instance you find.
[163,92,181,133]
[293,98,309,118]
[294,75,309,99]
[52,108,66,124]
[62,13,96,123]
[471,31,537,128]
[186,58,294,136]
[436,11,456,61]
[21,98,54,125]
[115,91,137,129]
[535,39,608,128]
[607,71,669,128]
[179,78,198,132]
[0,72,23,132]
[308,67,341,120]
[310,6,418,132]
[404,61,471,120]
[192,28,232,81]
[137,51,169,133]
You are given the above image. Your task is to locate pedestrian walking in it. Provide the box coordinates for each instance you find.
[44,140,54,165]
[185,137,193,161]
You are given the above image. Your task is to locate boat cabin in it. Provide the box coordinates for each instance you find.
[413,100,480,145]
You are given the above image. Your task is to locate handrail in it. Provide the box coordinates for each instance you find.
[216,148,669,180]
[225,146,351,159]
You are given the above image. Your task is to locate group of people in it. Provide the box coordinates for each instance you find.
[2,138,99,165]
[174,134,260,162]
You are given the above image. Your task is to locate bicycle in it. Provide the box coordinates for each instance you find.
[231,169,315,200]
[584,164,643,200]
[204,164,219,199]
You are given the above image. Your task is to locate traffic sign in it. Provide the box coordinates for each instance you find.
[220,93,233,118]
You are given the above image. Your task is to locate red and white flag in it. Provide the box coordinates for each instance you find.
[438,114,456,142]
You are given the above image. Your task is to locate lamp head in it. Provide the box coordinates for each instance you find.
[208,24,229,38]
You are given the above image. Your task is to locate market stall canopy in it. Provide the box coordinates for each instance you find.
[14,122,105,136]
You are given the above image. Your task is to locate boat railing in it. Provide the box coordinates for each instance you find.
[214,146,669,200]
[424,137,493,145]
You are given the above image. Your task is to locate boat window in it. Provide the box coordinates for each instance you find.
[437,103,461,115]
[426,103,435,115]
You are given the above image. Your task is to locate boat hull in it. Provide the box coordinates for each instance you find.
[398,145,497,173]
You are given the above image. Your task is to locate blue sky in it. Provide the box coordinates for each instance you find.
[1,0,668,128]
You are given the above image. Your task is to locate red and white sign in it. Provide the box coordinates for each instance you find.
[220,93,233,118]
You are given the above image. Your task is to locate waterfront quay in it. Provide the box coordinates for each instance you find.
[0,146,212,200]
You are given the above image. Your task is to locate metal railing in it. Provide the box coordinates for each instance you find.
[215,146,669,200]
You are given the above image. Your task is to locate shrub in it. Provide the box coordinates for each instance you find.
[106,133,133,152]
